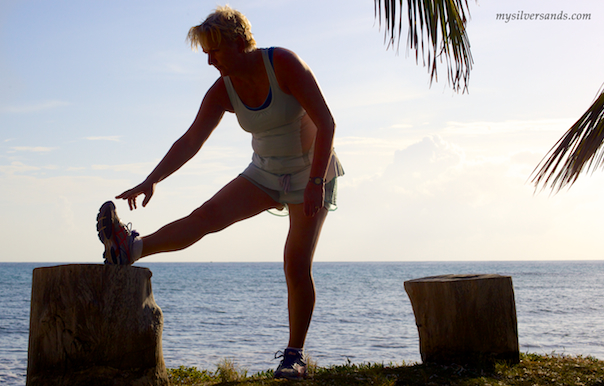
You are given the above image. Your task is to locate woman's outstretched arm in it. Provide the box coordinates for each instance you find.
[117,78,232,209]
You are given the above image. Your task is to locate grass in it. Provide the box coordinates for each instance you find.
[168,353,604,385]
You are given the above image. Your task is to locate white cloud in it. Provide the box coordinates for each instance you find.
[0,161,40,174]
[86,136,121,142]
[0,100,70,114]
[9,146,56,153]
[326,134,604,262]
[391,124,414,129]
[442,119,573,136]
[0,172,130,262]
[92,162,157,175]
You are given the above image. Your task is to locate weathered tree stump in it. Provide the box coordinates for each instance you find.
[404,274,519,366]
[27,264,169,386]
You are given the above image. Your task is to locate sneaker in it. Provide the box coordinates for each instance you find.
[96,201,139,265]
[274,348,307,380]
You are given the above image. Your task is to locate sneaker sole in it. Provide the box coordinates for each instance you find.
[96,201,118,263]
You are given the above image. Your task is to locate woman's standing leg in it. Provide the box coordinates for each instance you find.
[273,204,328,379]
[283,204,328,349]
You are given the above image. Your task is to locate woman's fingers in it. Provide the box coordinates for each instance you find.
[114,182,155,210]
[115,185,144,210]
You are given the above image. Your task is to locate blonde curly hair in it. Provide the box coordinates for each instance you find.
[187,5,256,52]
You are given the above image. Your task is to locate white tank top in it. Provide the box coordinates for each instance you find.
[224,48,343,192]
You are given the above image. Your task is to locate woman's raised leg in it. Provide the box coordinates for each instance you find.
[140,176,280,258]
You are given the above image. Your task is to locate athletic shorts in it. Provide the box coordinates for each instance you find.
[240,174,338,216]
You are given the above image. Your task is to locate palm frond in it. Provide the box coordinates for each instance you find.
[531,87,604,192]
[374,0,474,93]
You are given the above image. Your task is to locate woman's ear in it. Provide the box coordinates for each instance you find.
[235,36,247,52]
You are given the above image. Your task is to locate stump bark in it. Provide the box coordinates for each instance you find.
[26,264,168,386]
[404,274,519,366]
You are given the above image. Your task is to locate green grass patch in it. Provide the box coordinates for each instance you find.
[168,353,604,385]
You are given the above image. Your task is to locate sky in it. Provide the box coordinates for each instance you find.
[1,0,603,263]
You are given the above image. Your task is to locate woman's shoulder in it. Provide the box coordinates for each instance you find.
[205,77,234,113]
[270,47,300,64]
[269,47,311,90]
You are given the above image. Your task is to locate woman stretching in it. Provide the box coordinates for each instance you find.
[96,5,343,380]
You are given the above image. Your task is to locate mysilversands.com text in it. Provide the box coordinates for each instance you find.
[496,11,591,23]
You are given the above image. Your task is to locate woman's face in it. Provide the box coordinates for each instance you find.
[204,39,241,76]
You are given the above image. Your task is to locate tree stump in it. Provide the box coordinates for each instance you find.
[404,274,519,366]
[27,264,169,386]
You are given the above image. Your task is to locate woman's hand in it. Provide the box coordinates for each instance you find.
[116,180,156,210]
[303,182,325,217]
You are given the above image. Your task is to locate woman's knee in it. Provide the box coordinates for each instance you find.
[284,259,313,287]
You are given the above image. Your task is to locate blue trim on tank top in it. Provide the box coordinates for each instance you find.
[245,47,275,111]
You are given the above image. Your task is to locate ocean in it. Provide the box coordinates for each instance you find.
[1,261,603,385]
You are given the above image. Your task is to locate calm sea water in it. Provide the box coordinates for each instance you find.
[1,261,603,385]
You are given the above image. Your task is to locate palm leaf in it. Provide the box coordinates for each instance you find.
[374,0,473,93]
[531,87,604,192]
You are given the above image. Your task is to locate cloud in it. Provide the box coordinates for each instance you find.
[391,124,414,129]
[0,100,70,114]
[388,135,465,179]
[0,161,58,176]
[328,134,604,261]
[92,162,157,175]
[86,136,121,142]
[9,146,56,153]
[0,161,40,174]
[442,119,573,137]
[0,172,131,262]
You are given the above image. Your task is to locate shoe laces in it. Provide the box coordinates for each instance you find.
[274,349,304,365]
[123,222,139,239]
